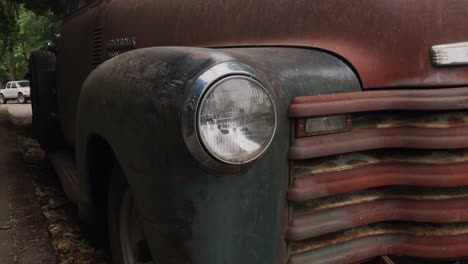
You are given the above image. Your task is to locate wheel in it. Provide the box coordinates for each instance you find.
[29,51,62,150]
[108,165,155,264]
[0,94,6,104]
[18,94,27,104]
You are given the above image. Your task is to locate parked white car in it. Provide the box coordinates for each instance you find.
[0,81,31,104]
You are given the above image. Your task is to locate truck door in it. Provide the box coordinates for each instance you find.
[5,83,12,98]
[10,82,19,98]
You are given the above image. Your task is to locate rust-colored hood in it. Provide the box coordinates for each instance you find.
[108,0,468,89]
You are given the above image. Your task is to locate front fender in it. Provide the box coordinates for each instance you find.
[76,47,360,264]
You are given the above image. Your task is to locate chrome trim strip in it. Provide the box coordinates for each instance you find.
[431,41,468,66]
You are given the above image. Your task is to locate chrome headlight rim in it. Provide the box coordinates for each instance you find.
[197,75,277,165]
[181,62,278,171]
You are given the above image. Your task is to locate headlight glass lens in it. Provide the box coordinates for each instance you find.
[198,77,276,164]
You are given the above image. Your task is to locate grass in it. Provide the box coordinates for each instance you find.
[1,205,17,230]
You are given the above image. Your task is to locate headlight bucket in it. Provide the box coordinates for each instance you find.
[182,62,277,172]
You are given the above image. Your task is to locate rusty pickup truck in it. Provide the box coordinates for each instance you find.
[28,0,468,263]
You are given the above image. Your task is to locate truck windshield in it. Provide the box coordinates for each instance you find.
[17,81,30,87]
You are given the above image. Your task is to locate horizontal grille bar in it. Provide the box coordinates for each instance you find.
[294,186,468,216]
[289,150,468,201]
[287,197,468,240]
[290,110,468,160]
[290,223,468,253]
[290,126,468,160]
[289,87,468,117]
[290,232,468,264]
[353,111,468,129]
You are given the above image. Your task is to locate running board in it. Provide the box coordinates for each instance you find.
[48,151,80,205]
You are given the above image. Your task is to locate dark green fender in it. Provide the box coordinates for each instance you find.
[75,47,361,264]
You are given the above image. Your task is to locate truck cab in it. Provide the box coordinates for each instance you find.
[28,1,468,263]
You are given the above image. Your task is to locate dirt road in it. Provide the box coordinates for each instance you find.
[0,103,55,263]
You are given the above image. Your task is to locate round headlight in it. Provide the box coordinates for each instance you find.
[197,76,277,164]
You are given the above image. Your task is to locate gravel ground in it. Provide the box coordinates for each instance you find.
[0,103,55,264]
[1,103,109,264]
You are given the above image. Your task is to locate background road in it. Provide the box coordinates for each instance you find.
[5,104,33,125]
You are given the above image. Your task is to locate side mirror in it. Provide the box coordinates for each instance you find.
[47,34,61,53]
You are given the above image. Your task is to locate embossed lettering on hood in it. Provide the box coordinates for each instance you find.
[107,37,136,58]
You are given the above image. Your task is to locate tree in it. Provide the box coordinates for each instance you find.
[0,0,19,81]
[16,0,63,15]
[0,0,62,85]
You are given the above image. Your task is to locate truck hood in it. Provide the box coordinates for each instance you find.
[110,0,468,89]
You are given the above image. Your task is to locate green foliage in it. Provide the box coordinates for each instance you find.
[0,204,16,231]
[0,0,62,86]
[0,214,16,230]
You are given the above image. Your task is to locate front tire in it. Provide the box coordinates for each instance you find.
[18,94,27,104]
[108,165,154,264]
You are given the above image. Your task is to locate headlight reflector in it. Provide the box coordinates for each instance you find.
[198,76,276,164]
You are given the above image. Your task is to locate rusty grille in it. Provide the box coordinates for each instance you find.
[287,87,468,264]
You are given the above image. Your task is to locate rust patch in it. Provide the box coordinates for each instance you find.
[449,116,468,126]
[290,223,468,264]
[379,256,395,264]
[294,149,468,177]
[287,198,468,241]
[290,222,468,254]
[291,233,468,264]
[353,111,468,129]
[293,187,468,213]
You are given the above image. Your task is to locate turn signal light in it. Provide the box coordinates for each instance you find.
[296,114,352,137]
